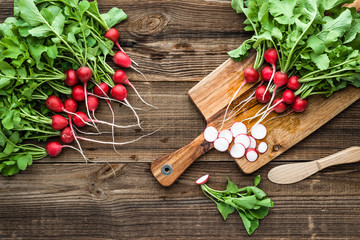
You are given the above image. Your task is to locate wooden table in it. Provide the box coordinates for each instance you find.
[1,0,360,239]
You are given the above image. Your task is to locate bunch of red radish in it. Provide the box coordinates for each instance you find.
[45,28,154,159]
[207,48,308,162]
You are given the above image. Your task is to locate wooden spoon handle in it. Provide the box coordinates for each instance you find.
[317,146,360,170]
[151,133,212,186]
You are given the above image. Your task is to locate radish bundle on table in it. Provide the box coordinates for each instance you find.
[0,0,156,176]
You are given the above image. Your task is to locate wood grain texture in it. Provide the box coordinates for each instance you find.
[0,0,359,239]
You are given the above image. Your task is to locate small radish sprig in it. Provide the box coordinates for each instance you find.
[219,67,259,130]
[46,141,88,161]
[197,175,273,235]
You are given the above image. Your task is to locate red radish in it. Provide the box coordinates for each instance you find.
[60,127,74,144]
[46,95,64,112]
[273,98,287,113]
[64,99,77,113]
[51,114,68,130]
[104,28,120,44]
[112,70,156,108]
[248,136,257,149]
[214,137,229,152]
[292,97,308,112]
[204,126,218,142]
[218,129,233,144]
[87,96,99,111]
[244,67,259,83]
[261,66,273,82]
[251,124,267,140]
[65,69,78,86]
[196,174,209,185]
[234,134,250,149]
[72,111,88,128]
[111,84,127,101]
[287,76,301,90]
[72,85,85,101]
[93,83,110,97]
[230,122,247,137]
[113,70,129,84]
[113,51,131,68]
[245,148,259,162]
[76,67,92,83]
[274,72,288,87]
[46,141,62,157]
[230,143,246,158]
[255,85,271,103]
[282,89,295,104]
[258,142,268,154]
[264,48,278,65]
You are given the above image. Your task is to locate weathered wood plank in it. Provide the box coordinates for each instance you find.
[1,161,360,239]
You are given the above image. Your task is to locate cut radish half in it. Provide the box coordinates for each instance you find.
[234,134,250,149]
[218,129,233,144]
[251,124,267,140]
[230,143,246,159]
[196,174,209,185]
[214,137,229,152]
[248,136,257,149]
[245,148,259,162]
[204,126,218,142]
[230,122,247,137]
[258,142,268,153]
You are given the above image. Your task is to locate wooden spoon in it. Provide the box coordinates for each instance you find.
[268,147,360,184]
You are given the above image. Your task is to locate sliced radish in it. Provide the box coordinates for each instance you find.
[218,129,233,144]
[196,174,209,185]
[248,136,257,149]
[230,143,246,159]
[258,142,268,153]
[251,124,267,140]
[204,126,218,142]
[230,122,247,137]
[245,148,259,162]
[214,137,229,152]
[234,134,250,149]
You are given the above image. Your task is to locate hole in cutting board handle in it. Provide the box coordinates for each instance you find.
[161,164,173,175]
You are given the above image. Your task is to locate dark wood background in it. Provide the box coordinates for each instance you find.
[1,0,360,239]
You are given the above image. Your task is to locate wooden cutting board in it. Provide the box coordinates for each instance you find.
[151,2,360,187]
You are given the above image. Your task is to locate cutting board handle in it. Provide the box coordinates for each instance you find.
[151,133,212,186]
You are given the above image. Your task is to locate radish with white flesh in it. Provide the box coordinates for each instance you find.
[218,129,233,144]
[111,84,142,129]
[204,126,218,142]
[113,70,156,108]
[230,122,247,137]
[251,124,267,140]
[245,148,259,162]
[258,142,268,154]
[214,137,229,152]
[196,174,209,185]
[234,134,250,149]
[248,136,257,149]
[230,143,246,158]
[219,67,259,130]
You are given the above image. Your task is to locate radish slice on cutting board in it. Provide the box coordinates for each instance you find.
[248,136,257,149]
[245,148,259,162]
[231,122,247,137]
[251,124,267,140]
[196,174,209,185]
[234,134,250,149]
[218,129,233,144]
[204,126,218,142]
[258,142,268,153]
[230,143,246,158]
[214,137,229,152]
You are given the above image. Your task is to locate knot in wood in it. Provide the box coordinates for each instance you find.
[129,13,168,37]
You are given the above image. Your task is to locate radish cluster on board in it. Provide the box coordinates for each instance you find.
[204,122,268,162]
